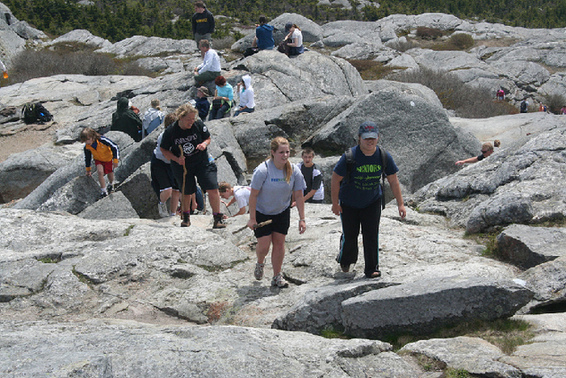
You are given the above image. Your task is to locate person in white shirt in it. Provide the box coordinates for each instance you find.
[142,99,165,138]
[193,39,221,85]
[218,182,251,217]
[234,74,255,117]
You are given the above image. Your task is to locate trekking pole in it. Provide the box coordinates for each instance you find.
[232,219,273,234]
[178,145,187,219]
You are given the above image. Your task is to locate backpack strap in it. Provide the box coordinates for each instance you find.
[379,146,388,210]
[343,147,355,184]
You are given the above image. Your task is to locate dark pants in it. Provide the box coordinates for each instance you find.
[337,199,381,277]
[208,103,230,120]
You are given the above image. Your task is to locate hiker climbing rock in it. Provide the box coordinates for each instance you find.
[80,127,119,199]
[159,103,226,228]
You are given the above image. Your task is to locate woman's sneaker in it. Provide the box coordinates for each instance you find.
[271,273,288,288]
[254,263,264,280]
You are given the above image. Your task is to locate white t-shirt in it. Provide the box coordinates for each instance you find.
[233,186,251,209]
[250,160,306,215]
[292,29,303,47]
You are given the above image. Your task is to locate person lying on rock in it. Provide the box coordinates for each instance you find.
[455,141,498,166]
[247,137,306,288]
[80,127,119,199]
[159,103,226,228]
[331,121,406,279]
[218,181,251,217]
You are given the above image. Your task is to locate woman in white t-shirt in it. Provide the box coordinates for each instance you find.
[247,137,306,288]
[284,23,304,56]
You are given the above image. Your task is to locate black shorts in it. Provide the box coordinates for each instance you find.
[151,155,178,192]
[171,161,218,195]
[254,207,291,238]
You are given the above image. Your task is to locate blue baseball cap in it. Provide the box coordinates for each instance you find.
[358,121,379,139]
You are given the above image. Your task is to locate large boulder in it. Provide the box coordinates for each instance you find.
[400,336,522,377]
[272,280,397,334]
[520,256,566,313]
[341,277,533,339]
[496,224,566,270]
[0,320,422,377]
[13,131,137,211]
[0,145,76,203]
[309,87,480,192]
[410,123,566,233]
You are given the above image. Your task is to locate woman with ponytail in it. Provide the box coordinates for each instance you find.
[247,137,306,288]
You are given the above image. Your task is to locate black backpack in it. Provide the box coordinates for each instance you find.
[520,100,528,113]
[21,102,53,124]
[343,146,388,209]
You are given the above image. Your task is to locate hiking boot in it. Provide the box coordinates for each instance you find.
[254,263,265,280]
[271,273,288,288]
[213,213,226,229]
[181,212,190,227]
[106,183,113,194]
[158,202,169,218]
[340,263,350,273]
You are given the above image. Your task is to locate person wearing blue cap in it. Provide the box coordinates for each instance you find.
[331,121,406,278]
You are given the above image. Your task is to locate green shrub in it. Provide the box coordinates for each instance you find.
[390,67,518,118]
[449,33,475,50]
[348,59,397,80]
[9,49,154,84]
[416,26,444,40]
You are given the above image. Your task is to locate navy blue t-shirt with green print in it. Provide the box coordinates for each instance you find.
[334,145,399,208]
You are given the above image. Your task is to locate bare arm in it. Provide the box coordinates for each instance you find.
[294,190,306,234]
[331,171,343,216]
[386,173,406,219]
[303,189,316,202]
[455,156,479,166]
[246,188,260,229]
[160,147,184,165]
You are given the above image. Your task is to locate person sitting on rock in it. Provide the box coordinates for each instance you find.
[142,99,164,138]
[218,181,251,217]
[234,74,255,117]
[455,141,496,166]
[111,97,142,142]
[252,16,274,51]
[208,75,233,120]
[561,105,566,115]
[193,39,221,86]
[194,86,211,121]
[80,127,119,199]
[282,23,304,56]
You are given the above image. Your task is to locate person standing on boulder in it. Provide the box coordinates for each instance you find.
[80,127,119,199]
[159,103,226,228]
[247,137,306,288]
[331,121,406,278]
[191,1,215,48]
